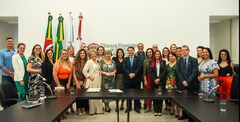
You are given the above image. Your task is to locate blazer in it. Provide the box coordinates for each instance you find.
[12,54,28,81]
[150,60,167,88]
[123,55,141,84]
[176,56,198,91]
[42,61,54,85]
[82,59,102,88]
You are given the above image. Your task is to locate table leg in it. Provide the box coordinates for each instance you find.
[116,99,119,122]
[127,100,130,122]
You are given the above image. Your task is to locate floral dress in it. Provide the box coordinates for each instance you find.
[27,55,44,97]
[198,60,220,94]
[100,59,116,103]
[100,59,116,89]
[165,64,177,89]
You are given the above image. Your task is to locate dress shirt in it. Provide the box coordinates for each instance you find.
[156,62,160,77]
[0,48,16,76]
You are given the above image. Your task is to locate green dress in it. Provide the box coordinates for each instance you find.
[165,64,177,89]
[15,55,28,101]
[100,59,116,103]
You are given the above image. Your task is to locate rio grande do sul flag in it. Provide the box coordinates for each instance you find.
[43,13,53,52]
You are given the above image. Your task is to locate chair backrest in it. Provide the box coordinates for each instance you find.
[230,64,239,104]
[0,83,18,109]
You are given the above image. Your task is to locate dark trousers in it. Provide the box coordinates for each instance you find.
[76,98,89,109]
[2,75,16,89]
[153,99,163,113]
[124,82,141,110]
[59,78,68,87]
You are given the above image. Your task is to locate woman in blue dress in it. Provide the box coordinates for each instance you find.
[198,47,219,95]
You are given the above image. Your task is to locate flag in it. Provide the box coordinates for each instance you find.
[43,13,53,52]
[73,13,83,53]
[69,12,74,46]
[78,13,83,48]
[54,15,64,61]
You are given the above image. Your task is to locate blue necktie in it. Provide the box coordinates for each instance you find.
[184,58,187,79]
[130,57,133,68]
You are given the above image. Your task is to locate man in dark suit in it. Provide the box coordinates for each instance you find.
[135,43,146,109]
[123,46,142,113]
[176,45,198,121]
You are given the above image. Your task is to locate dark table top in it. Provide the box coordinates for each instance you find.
[0,97,76,122]
[1,88,237,122]
[172,97,239,122]
[55,88,197,99]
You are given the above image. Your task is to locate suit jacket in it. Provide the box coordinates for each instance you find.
[150,60,167,88]
[12,54,28,81]
[176,56,198,91]
[123,55,141,84]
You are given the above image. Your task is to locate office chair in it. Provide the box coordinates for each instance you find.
[230,64,239,104]
[0,83,18,109]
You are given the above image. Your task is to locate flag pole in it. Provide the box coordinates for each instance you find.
[78,12,83,48]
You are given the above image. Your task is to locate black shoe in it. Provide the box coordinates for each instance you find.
[125,109,131,113]
[115,108,119,112]
[175,115,180,118]
[134,109,141,113]
[120,107,124,110]
[178,115,188,120]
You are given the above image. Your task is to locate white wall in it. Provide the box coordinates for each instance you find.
[0,0,239,57]
[231,17,239,63]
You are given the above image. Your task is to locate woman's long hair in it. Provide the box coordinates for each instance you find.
[217,49,231,65]
[31,44,43,60]
[150,50,162,69]
[44,48,55,63]
[74,49,88,73]
[58,49,71,68]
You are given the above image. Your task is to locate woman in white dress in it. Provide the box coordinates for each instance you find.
[83,49,103,115]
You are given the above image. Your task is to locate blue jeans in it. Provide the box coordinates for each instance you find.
[2,75,16,89]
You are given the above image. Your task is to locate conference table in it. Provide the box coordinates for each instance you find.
[172,97,239,122]
[0,89,238,122]
[55,89,197,122]
[0,97,76,122]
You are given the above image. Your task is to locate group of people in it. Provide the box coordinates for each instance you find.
[0,37,236,121]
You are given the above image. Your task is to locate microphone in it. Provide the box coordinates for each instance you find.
[203,80,223,103]
[38,74,57,99]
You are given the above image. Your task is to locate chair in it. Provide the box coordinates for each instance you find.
[230,64,239,104]
[0,83,18,109]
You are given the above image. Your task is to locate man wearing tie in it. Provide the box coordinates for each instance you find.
[176,45,198,121]
[123,46,141,113]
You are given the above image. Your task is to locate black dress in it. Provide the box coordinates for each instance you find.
[42,60,55,95]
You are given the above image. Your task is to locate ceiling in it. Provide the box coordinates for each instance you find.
[210,16,238,24]
[0,17,18,24]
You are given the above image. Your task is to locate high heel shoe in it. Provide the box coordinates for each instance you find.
[105,108,111,112]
